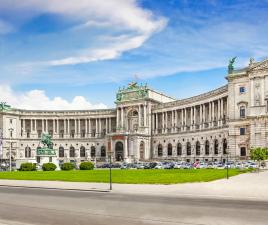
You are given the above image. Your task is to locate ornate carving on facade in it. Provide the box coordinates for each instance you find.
[116,83,148,103]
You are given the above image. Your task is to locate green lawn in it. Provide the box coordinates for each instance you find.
[0,169,248,184]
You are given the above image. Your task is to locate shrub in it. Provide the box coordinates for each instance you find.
[42,163,57,171]
[79,161,94,170]
[20,163,36,171]
[61,162,74,171]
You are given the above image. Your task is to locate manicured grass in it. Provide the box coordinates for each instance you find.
[0,169,248,184]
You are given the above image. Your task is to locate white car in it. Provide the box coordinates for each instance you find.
[154,163,164,169]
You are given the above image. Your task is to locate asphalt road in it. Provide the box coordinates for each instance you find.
[0,186,267,225]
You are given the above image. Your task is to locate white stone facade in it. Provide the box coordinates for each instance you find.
[1,58,268,164]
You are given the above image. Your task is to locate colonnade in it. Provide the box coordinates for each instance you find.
[21,117,116,139]
[152,97,227,134]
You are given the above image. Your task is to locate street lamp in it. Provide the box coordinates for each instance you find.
[8,128,14,172]
[108,151,113,190]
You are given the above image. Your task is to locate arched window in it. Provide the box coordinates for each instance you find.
[177,143,182,156]
[91,146,96,157]
[101,146,106,157]
[25,147,31,158]
[240,106,246,118]
[223,139,227,154]
[240,147,246,156]
[186,142,191,156]
[205,140,210,155]
[158,144,163,157]
[80,146,86,157]
[214,139,218,155]
[196,141,201,155]
[59,146,64,158]
[167,143,172,156]
[70,146,75,157]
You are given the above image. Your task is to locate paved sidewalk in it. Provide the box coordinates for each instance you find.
[0,170,268,201]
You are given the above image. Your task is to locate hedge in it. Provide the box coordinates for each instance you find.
[19,163,36,171]
[61,162,74,171]
[42,163,57,171]
[79,162,94,170]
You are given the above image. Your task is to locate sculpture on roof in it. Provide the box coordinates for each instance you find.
[0,102,11,112]
[228,57,237,74]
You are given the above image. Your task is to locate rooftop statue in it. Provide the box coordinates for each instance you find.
[228,57,237,74]
[127,81,138,89]
[0,102,11,112]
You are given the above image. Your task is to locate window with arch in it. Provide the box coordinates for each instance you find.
[25,146,31,158]
[158,144,163,157]
[240,106,246,118]
[101,146,106,157]
[70,146,75,157]
[91,146,96,157]
[167,143,172,156]
[80,146,86,157]
[205,140,210,155]
[223,139,227,154]
[177,143,182,156]
[240,147,246,156]
[214,139,219,155]
[59,146,64,158]
[186,142,191,156]
[196,141,201,155]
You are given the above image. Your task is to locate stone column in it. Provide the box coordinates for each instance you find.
[180,109,183,130]
[78,119,81,138]
[217,99,221,126]
[138,105,141,127]
[74,119,77,137]
[121,107,124,129]
[116,108,120,128]
[88,119,91,137]
[56,119,59,134]
[161,112,165,133]
[190,107,193,130]
[67,119,70,135]
[124,137,128,160]
[171,111,174,132]
[144,104,147,127]
[208,102,211,127]
[193,106,196,130]
[99,118,102,136]
[156,113,158,134]
[199,105,202,129]
[165,112,168,133]
[85,119,88,137]
[96,118,99,137]
[175,110,178,132]
[212,101,215,127]
[109,117,112,133]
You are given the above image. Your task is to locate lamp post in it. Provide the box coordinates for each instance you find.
[226,150,229,180]
[108,151,113,190]
[8,128,14,172]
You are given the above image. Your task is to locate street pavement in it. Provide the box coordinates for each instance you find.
[0,186,267,225]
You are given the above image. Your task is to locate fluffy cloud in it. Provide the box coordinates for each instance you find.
[0,0,167,65]
[0,85,107,110]
[0,20,14,34]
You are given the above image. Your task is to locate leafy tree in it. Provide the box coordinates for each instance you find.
[250,147,268,171]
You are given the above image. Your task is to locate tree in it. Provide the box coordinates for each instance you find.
[250,147,268,171]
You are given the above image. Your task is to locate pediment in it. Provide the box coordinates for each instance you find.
[249,58,268,72]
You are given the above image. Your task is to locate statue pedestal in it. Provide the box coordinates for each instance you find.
[37,147,60,170]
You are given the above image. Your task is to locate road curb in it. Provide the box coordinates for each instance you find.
[0,184,110,193]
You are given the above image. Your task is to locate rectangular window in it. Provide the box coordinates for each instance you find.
[240,147,246,156]
[239,87,245,94]
[240,107,245,118]
[240,128,246,135]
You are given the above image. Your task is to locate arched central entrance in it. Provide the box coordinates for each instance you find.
[115,142,124,161]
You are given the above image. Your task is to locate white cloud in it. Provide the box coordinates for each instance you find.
[0,85,107,110]
[0,0,167,65]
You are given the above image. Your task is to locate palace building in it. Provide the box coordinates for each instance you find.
[1,58,268,164]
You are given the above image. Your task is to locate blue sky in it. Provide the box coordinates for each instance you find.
[0,0,268,109]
